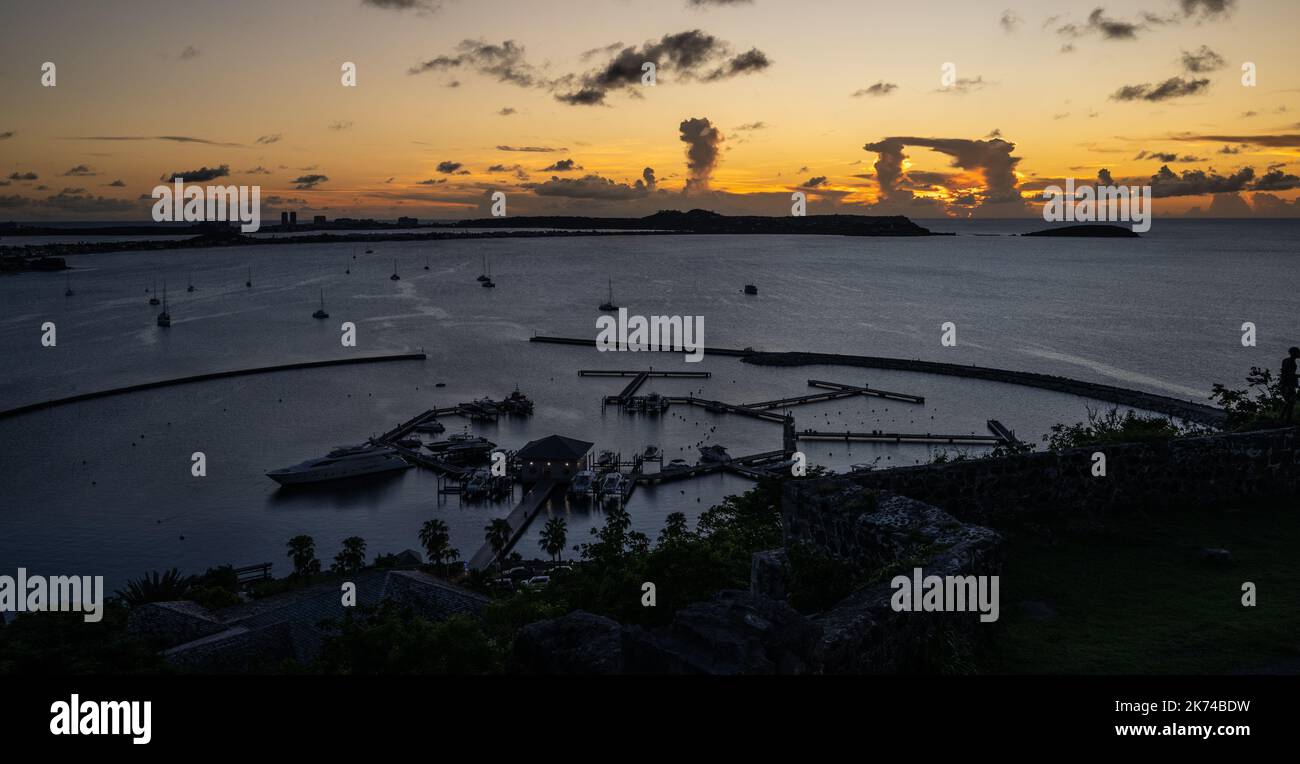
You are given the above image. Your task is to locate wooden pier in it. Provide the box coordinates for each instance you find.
[381,442,471,477]
[634,449,789,484]
[468,479,560,571]
[580,369,712,404]
[745,379,924,410]
[806,379,925,404]
[795,430,1003,445]
[663,396,790,423]
[986,419,1017,444]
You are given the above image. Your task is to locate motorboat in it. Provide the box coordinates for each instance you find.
[642,445,661,460]
[568,469,595,496]
[413,418,446,434]
[699,445,731,463]
[462,469,490,499]
[390,259,400,281]
[599,471,626,502]
[155,283,171,327]
[663,458,690,473]
[266,443,412,486]
[744,284,758,295]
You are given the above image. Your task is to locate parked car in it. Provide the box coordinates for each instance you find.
[523,575,551,588]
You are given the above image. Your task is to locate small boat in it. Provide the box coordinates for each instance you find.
[481,257,495,288]
[149,278,160,306]
[663,458,690,473]
[463,468,490,499]
[245,266,252,288]
[156,283,171,327]
[476,254,489,282]
[599,471,626,502]
[365,248,374,254]
[434,382,446,388]
[390,259,400,281]
[187,272,195,293]
[396,436,422,449]
[596,450,618,468]
[426,433,495,462]
[599,277,618,311]
[64,273,73,297]
[312,289,329,319]
[744,284,758,295]
[413,418,446,434]
[569,469,595,496]
[501,387,534,415]
[699,444,731,463]
[642,445,660,460]
[424,256,430,271]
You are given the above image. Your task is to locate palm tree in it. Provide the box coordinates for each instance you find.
[484,518,513,570]
[419,519,453,568]
[286,535,321,578]
[332,536,367,574]
[114,569,190,607]
[539,516,568,563]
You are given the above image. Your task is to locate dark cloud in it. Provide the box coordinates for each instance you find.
[802,176,828,188]
[557,30,771,105]
[244,166,273,174]
[1147,164,1254,197]
[256,133,283,145]
[1180,0,1236,19]
[362,0,440,12]
[1134,150,1201,162]
[436,161,470,174]
[8,171,38,181]
[863,136,1024,207]
[497,107,517,116]
[1251,167,1300,192]
[679,117,724,191]
[328,121,354,131]
[62,165,97,176]
[107,179,126,187]
[293,174,329,189]
[162,165,230,183]
[540,158,581,172]
[497,145,565,152]
[852,81,897,97]
[63,135,244,147]
[1178,133,1300,148]
[179,46,200,60]
[1097,168,1115,186]
[1181,45,1225,73]
[530,168,656,200]
[1058,9,1148,40]
[687,0,754,6]
[734,121,767,131]
[408,39,542,87]
[0,131,14,140]
[1111,76,1209,101]
[1000,10,1022,32]
[417,178,447,185]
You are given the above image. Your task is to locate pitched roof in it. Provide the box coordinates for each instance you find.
[516,434,594,460]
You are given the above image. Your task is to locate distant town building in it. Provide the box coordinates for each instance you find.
[313,215,327,225]
[280,211,289,226]
[288,211,297,226]
[397,216,418,227]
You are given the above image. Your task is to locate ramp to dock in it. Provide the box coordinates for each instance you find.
[469,479,559,571]
[796,430,1002,445]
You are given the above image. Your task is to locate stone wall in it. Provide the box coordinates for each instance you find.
[786,427,1300,527]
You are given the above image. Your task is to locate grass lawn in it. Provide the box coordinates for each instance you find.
[987,502,1300,674]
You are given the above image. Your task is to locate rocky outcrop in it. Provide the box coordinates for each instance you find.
[510,611,624,675]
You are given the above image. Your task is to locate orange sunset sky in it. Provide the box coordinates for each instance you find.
[1,0,1298,220]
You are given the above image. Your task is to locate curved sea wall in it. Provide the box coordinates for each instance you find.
[744,351,1227,428]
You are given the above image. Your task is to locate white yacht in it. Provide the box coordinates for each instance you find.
[266,443,411,486]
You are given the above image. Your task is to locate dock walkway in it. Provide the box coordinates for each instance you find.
[469,479,559,571]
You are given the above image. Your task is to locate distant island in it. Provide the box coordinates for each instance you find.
[1022,224,1140,238]
[0,211,933,260]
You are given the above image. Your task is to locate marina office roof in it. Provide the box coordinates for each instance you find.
[516,435,594,461]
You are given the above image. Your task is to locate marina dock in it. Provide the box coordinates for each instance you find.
[579,369,712,404]
[795,430,1004,445]
[745,379,925,409]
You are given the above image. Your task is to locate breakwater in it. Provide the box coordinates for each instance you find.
[0,352,426,420]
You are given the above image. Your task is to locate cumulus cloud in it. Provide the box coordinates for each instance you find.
[256,133,283,145]
[1181,45,1225,73]
[7,171,37,181]
[497,144,565,152]
[0,131,14,140]
[679,117,724,191]
[530,168,657,200]
[540,158,582,172]
[498,107,517,116]
[162,164,230,183]
[937,77,988,94]
[863,135,1024,207]
[362,0,440,12]
[62,165,97,176]
[1147,164,1254,197]
[328,121,354,131]
[1000,10,1022,32]
[436,160,470,174]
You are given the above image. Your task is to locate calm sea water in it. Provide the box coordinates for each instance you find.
[2,219,1297,588]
